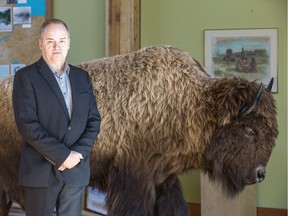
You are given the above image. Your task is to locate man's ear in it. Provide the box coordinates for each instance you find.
[39,39,43,50]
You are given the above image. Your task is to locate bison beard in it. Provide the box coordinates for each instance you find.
[0,45,278,216]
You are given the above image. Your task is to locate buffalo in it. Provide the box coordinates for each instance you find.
[0,45,278,216]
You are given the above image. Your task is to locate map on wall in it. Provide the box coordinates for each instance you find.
[0,0,47,79]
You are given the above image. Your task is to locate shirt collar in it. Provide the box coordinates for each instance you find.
[48,62,70,76]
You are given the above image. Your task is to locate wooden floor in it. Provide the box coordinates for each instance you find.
[9,203,102,216]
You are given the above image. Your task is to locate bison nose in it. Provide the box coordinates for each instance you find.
[256,168,266,183]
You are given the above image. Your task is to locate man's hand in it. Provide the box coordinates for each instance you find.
[58,150,83,171]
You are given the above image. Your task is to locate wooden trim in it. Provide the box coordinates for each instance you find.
[257,207,287,216]
[133,0,141,51]
[46,0,53,19]
[108,0,121,56]
[187,203,287,216]
[187,202,201,216]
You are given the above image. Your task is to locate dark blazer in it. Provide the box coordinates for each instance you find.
[13,57,101,187]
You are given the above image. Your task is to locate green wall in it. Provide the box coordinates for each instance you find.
[53,0,106,64]
[54,0,287,210]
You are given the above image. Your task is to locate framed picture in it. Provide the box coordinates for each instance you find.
[85,186,107,215]
[204,28,278,92]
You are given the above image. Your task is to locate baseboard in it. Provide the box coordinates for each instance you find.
[188,203,201,216]
[256,207,287,216]
[187,202,287,216]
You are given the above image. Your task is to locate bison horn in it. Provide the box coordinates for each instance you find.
[241,83,264,116]
[267,77,274,92]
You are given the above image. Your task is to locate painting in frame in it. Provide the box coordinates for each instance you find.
[204,28,278,92]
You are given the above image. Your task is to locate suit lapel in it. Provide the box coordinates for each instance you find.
[68,67,80,120]
[36,57,70,119]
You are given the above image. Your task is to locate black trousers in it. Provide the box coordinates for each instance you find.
[23,182,85,216]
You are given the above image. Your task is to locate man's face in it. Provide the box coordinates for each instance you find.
[39,23,70,66]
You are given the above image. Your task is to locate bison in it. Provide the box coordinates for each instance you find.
[0,45,278,216]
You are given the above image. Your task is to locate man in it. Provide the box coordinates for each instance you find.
[12,19,101,216]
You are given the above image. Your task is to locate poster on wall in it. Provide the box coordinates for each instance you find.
[0,7,12,32]
[13,6,32,24]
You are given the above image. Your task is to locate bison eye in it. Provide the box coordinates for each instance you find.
[244,127,256,137]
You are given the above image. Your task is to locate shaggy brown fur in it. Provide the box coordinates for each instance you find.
[0,45,278,216]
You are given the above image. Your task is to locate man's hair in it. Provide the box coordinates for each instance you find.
[40,18,69,39]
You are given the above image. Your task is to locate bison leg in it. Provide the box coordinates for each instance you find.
[0,187,12,216]
[155,175,189,216]
[106,163,156,216]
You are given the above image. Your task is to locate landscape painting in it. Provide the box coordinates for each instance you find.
[204,29,278,92]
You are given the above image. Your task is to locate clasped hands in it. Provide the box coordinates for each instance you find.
[58,150,83,171]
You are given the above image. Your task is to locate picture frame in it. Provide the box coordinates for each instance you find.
[204,28,278,92]
[85,186,107,215]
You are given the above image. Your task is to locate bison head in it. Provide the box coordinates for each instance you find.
[204,77,278,197]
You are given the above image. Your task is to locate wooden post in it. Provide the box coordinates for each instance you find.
[46,0,53,19]
[201,172,257,216]
[107,0,140,56]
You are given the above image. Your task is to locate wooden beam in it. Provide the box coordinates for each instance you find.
[107,0,140,56]
[46,0,53,19]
